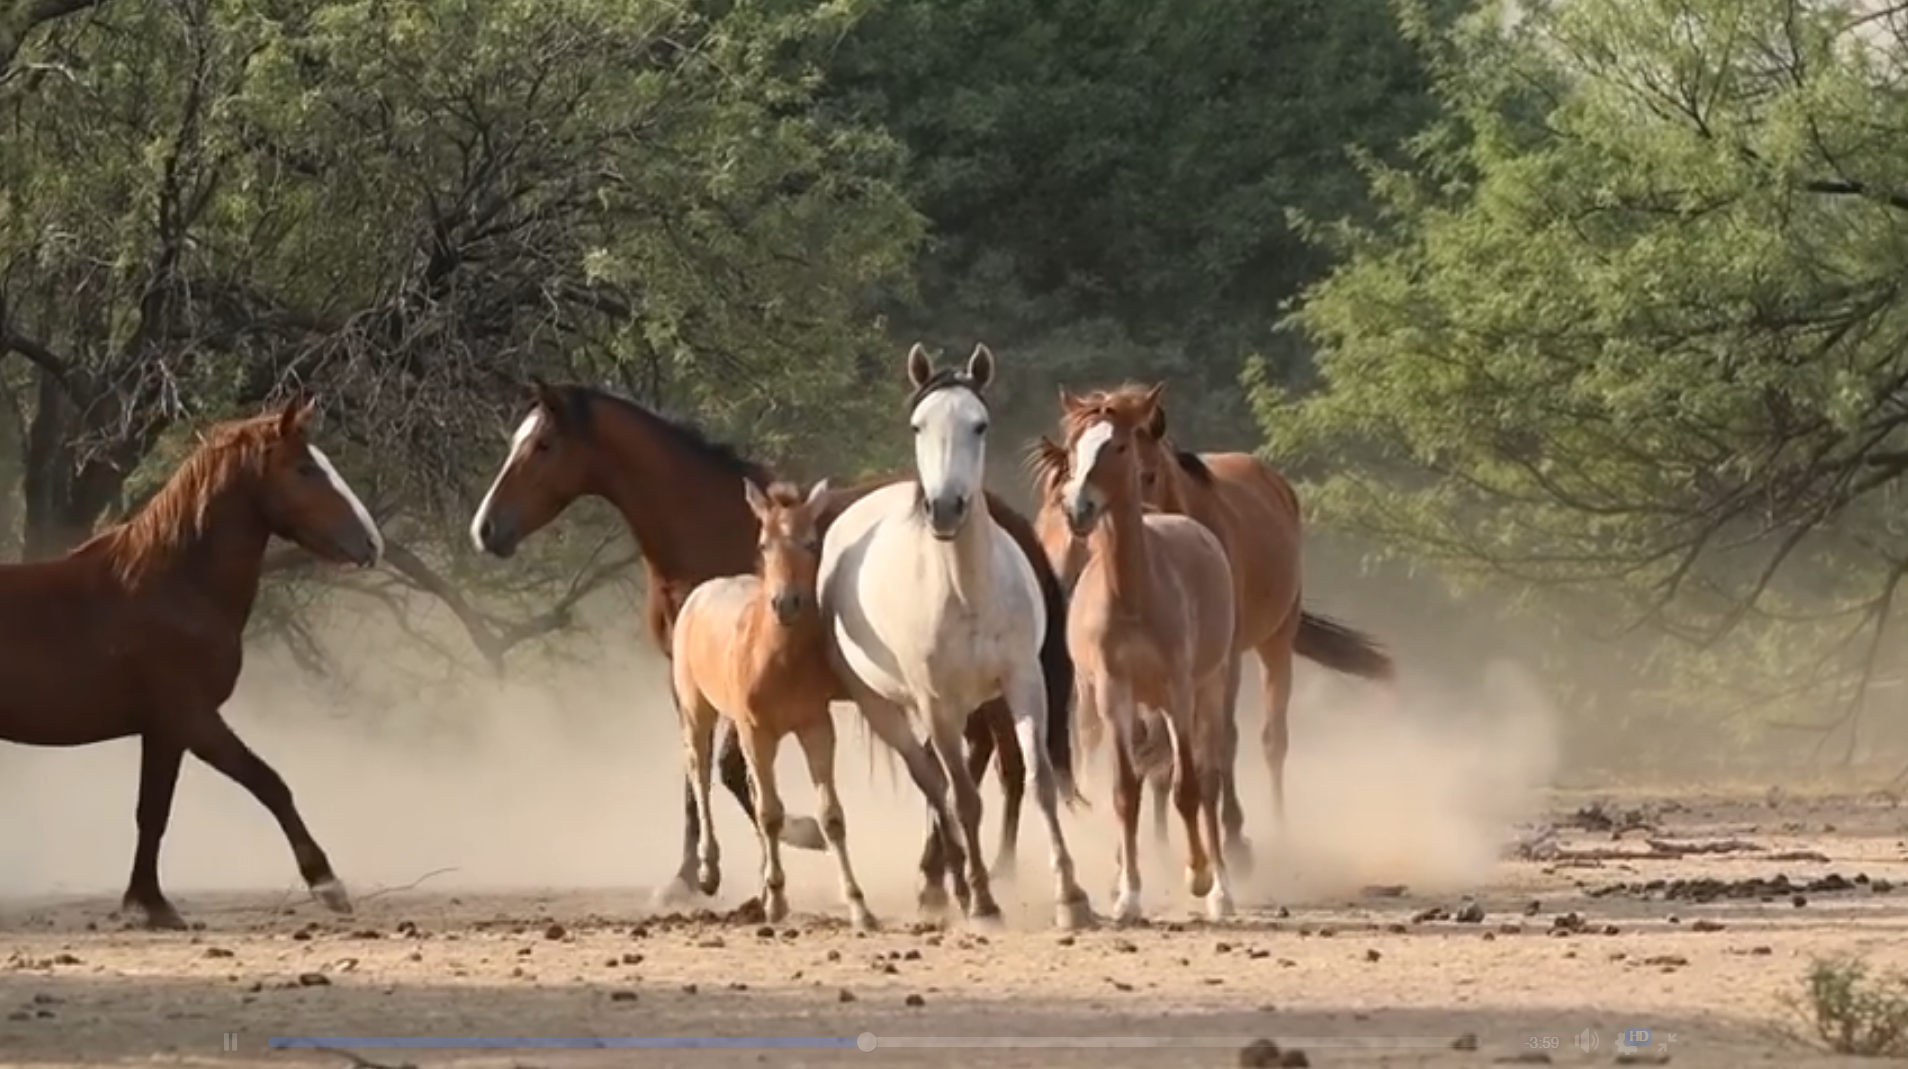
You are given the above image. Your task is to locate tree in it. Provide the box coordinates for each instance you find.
[1270,0,1908,749]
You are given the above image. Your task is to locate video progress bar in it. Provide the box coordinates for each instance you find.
[270,1035,1466,1051]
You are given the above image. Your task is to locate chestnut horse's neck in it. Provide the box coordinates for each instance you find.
[1088,470,1156,616]
[578,394,773,587]
[91,448,275,624]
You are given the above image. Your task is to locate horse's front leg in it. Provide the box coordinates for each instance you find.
[847,685,968,918]
[1100,677,1147,923]
[174,710,350,916]
[1164,678,1215,906]
[716,720,825,853]
[735,723,790,922]
[123,731,188,930]
[927,703,1001,923]
[1194,673,1237,919]
[1217,651,1253,876]
[1002,666,1089,929]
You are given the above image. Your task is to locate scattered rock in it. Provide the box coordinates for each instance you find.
[1452,1033,1480,1050]
[838,989,856,1003]
[1238,1039,1282,1068]
[682,983,699,994]
[755,925,777,939]
[295,972,330,987]
[1365,949,1382,963]
[1689,919,1725,932]
[904,993,925,1007]
[203,948,234,959]
[609,990,637,1003]
[1455,902,1486,923]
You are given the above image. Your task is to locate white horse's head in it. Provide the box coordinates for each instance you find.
[905,342,996,541]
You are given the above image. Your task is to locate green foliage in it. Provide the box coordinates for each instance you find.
[1786,956,1908,1057]
[1274,0,1908,728]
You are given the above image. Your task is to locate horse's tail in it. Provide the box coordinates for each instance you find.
[1296,609,1395,681]
[984,491,1084,808]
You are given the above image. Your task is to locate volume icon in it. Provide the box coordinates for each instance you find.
[1575,1029,1600,1053]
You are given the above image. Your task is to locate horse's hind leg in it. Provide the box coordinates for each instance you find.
[176,712,348,914]
[849,686,968,918]
[122,734,187,930]
[927,705,1001,923]
[793,713,876,931]
[977,700,1024,883]
[1257,628,1297,847]
[735,722,790,922]
[1194,673,1237,919]
[717,721,824,853]
[1003,664,1089,930]
[1218,652,1253,876]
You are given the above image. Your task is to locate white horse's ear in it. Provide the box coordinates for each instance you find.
[805,478,831,506]
[743,478,770,517]
[906,343,933,388]
[966,343,995,389]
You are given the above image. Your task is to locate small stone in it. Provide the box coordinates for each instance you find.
[295,972,329,987]
[1239,1039,1281,1068]
[1452,1033,1480,1050]
[838,989,856,1003]
[1365,949,1382,962]
[609,990,637,1003]
[203,948,235,959]
[904,993,926,1007]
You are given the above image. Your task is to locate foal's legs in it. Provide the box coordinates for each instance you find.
[793,713,876,930]
[735,722,791,922]
[123,733,187,930]
[1002,664,1089,929]
[175,712,349,914]
[679,699,722,897]
[714,722,826,851]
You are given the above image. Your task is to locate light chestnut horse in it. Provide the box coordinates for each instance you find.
[672,477,875,930]
[1040,388,1239,921]
[1032,383,1395,869]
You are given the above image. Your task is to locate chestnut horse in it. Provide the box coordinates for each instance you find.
[673,478,873,929]
[466,381,1073,900]
[1031,383,1394,868]
[0,399,383,928]
[1043,388,1237,920]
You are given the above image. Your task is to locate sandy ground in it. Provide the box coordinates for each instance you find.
[3,651,1906,1067]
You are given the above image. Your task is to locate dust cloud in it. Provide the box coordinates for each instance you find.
[0,597,1559,922]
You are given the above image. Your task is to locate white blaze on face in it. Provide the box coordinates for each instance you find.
[1061,420,1114,513]
[307,444,385,566]
[469,410,543,551]
[911,387,988,507]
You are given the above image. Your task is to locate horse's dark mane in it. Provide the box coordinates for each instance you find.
[88,413,281,583]
[906,368,990,412]
[547,383,773,485]
[1022,436,1069,497]
[1173,448,1214,485]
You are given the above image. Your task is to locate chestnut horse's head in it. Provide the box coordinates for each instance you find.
[745,477,830,626]
[1055,381,1166,537]
[256,397,383,567]
[469,379,595,559]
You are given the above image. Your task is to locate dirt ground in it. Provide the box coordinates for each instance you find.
[5,788,1908,1069]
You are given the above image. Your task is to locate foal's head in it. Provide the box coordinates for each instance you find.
[1055,382,1166,536]
[745,477,831,625]
[905,342,996,541]
[470,380,595,558]
[246,398,383,567]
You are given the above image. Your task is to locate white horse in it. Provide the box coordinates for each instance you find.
[818,343,1091,929]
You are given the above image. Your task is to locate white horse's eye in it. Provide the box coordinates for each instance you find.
[974,422,988,436]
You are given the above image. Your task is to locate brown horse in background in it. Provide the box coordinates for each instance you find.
[466,380,1074,901]
[672,478,874,929]
[0,399,384,928]
[1032,383,1394,870]
[1040,388,1238,921]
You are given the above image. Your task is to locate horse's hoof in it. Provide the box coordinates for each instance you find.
[651,876,698,907]
[1205,886,1236,921]
[1226,838,1256,879]
[917,882,952,917]
[966,901,1005,930]
[1112,890,1143,924]
[1055,895,1093,931]
[1187,866,1214,899]
[127,900,188,931]
[696,865,721,897]
[765,891,790,924]
[988,856,1017,885]
[310,876,353,915]
[849,904,880,932]
[779,817,827,852]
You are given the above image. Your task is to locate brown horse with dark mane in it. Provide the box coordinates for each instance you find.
[467,379,1074,900]
[1031,383,1394,870]
[0,399,384,928]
